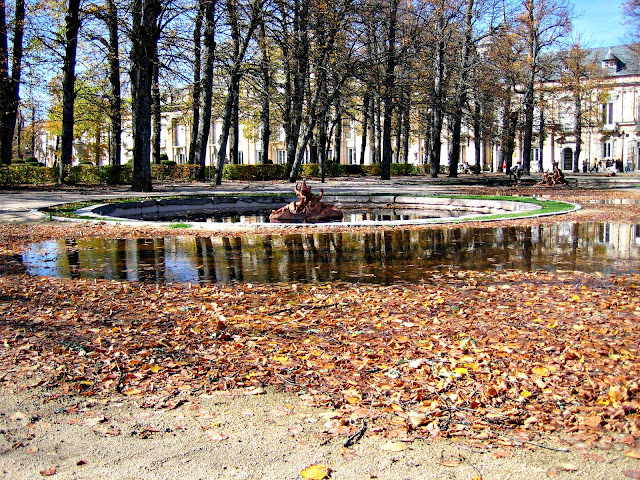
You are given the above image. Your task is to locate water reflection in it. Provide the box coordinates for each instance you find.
[20,222,640,285]
[133,206,470,223]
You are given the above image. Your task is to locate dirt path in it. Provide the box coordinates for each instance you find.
[1,388,637,480]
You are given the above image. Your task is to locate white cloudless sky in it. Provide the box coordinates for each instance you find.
[571,0,628,47]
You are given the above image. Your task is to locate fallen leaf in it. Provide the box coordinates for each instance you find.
[208,432,228,442]
[439,460,461,467]
[9,411,26,421]
[558,463,578,472]
[380,441,408,452]
[623,470,640,479]
[492,450,513,459]
[626,450,640,459]
[39,468,57,476]
[531,366,549,376]
[288,424,304,435]
[26,446,38,454]
[300,464,331,479]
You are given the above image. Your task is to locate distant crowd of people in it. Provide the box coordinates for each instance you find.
[585,158,629,175]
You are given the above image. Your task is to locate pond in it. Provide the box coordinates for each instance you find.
[17,221,640,284]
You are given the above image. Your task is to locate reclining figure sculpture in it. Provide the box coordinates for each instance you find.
[270,180,344,223]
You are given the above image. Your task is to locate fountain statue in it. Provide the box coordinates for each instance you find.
[270,180,344,223]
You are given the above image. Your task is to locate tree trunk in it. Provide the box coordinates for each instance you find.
[188,4,203,165]
[380,0,397,180]
[359,90,369,165]
[472,98,482,174]
[401,92,410,164]
[573,92,581,173]
[394,92,402,164]
[61,0,81,167]
[259,20,270,163]
[0,0,24,165]
[522,75,534,175]
[106,0,121,166]
[429,36,445,178]
[334,107,342,165]
[151,50,161,164]
[194,0,216,181]
[130,0,161,192]
[538,108,545,172]
[284,1,309,176]
[448,0,474,178]
[230,78,240,164]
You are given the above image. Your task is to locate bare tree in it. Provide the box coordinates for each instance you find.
[60,0,81,169]
[0,0,25,165]
[214,0,263,185]
[193,0,217,180]
[130,0,162,191]
[515,0,571,175]
[188,3,203,165]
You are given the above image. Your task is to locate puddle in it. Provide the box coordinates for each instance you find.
[19,221,640,284]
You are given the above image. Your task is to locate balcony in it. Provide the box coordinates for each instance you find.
[601,122,619,134]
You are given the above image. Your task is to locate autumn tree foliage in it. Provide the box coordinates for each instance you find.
[556,40,606,173]
[514,0,572,175]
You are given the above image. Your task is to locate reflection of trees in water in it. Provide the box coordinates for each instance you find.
[20,222,640,284]
[136,238,165,283]
[64,239,81,279]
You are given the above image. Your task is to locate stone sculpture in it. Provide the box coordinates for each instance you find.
[269,180,344,223]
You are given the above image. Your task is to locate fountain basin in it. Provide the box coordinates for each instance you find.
[67,194,576,230]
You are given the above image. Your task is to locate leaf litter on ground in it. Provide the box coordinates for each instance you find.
[0,187,640,456]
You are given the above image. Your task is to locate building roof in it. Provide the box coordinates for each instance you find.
[586,45,640,76]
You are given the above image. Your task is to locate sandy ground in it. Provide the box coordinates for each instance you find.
[0,387,638,480]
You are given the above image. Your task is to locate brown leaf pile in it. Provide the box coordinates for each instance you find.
[1,269,638,448]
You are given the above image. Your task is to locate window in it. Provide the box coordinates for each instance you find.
[174,124,186,147]
[348,148,355,165]
[603,103,614,124]
[257,151,264,163]
[533,148,540,171]
[603,141,612,158]
[277,150,286,164]
[238,151,244,164]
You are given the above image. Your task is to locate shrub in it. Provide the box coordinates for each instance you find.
[99,164,133,185]
[362,164,381,176]
[64,165,102,185]
[152,163,200,181]
[390,163,418,176]
[0,165,57,186]
[25,156,39,164]
[344,164,364,175]
[222,164,286,181]
[159,153,169,162]
[12,159,25,164]
[300,163,320,178]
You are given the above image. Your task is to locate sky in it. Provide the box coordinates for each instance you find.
[571,0,629,48]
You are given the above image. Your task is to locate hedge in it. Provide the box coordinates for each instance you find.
[0,161,433,187]
[222,164,286,181]
[0,165,57,186]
